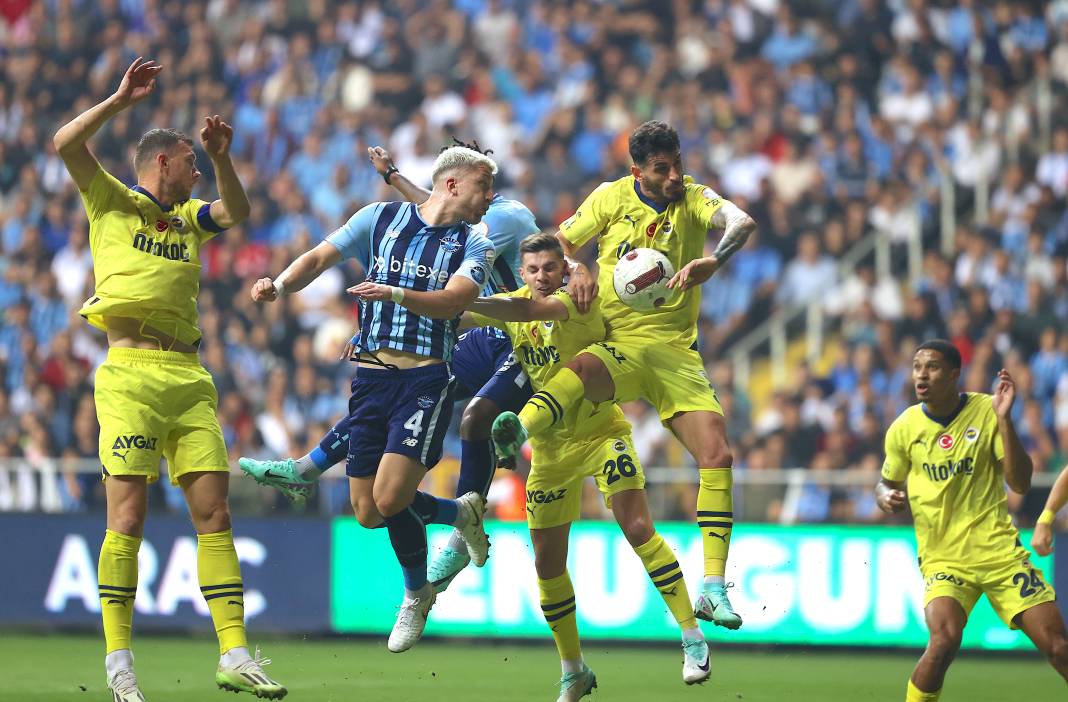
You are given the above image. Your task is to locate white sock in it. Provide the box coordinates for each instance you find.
[703,576,725,589]
[561,658,584,675]
[294,454,320,479]
[105,649,134,678]
[220,646,251,667]
[447,527,466,552]
[682,627,704,642]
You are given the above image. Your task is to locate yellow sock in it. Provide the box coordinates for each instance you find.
[906,679,941,701]
[99,529,140,654]
[197,530,248,654]
[698,468,733,578]
[635,533,697,629]
[539,571,582,663]
[518,367,585,438]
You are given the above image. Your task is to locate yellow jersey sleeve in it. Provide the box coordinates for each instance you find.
[80,167,129,225]
[881,415,910,482]
[175,198,226,243]
[683,182,727,231]
[559,182,612,249]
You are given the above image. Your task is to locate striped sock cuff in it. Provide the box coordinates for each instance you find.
[697,510,733,530]
[200,583,244,601]
[529,392,564,426]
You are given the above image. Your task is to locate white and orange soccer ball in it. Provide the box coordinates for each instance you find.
[612,247,677,311]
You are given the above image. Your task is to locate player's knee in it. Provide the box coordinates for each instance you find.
[1046,635,1068,667]
[621,514,654,547]
[194,501,231,533]
[460,400,496,440]
[927,627,963,662]
[698,445,733,470]
[373,492,408,518]
[350,498,383,528]
[109,509,147,536]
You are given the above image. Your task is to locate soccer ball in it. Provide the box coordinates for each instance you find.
[612,247,676,311]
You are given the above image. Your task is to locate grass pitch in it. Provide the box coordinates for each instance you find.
[4,633,1062,701]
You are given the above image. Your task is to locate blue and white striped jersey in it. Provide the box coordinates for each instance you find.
[473,194,539,295]
[327,201,495,361]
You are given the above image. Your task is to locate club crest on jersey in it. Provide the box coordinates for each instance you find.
[613,439,627,453]
[964,427,979,442]
[417,396,435,409]
[938,433,955,450]
[169,215,186,231]
[440,236,461,252]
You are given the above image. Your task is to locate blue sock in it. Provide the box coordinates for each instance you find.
[384,507,428,592]
[410,491,458,525]
[457,438,494,498]
[314,417,350,470]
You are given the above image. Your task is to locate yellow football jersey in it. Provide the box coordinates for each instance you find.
[882,393,1018,567]
[559,175,726,347]
[76,167,223,346]
[469,285,629,442]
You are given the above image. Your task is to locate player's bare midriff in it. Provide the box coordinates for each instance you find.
[356,347,443,370]
[104,315,200,353]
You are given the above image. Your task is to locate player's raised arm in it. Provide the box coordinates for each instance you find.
[469,294,570,322]
[668,189,757,291]
[201,115,250,227]
[993,368,1033,494]
[252,240,342,302]
[349,274,481,319]
[368,146,432,204]
[54,57,162,190]
[1033,463,1068,555]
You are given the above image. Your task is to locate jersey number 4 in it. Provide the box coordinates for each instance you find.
[404,410,424,436]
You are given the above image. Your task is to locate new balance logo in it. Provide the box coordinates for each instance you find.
[112,434,158,451]
[401,437,419,447]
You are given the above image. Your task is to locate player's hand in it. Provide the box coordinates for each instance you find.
[876,484,907,513]
[1032,522,1055,556]
[667,255,719,291]
[367,146,394,176]
[251,277,280,303]
[200,115,233,158]
[992,368,1016,418]
[340,332,359,361]
[567,261,598,314]
[113,57,162,108]
[347,281,393,302]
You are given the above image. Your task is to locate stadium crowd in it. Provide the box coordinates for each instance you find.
[1,0,1067,524]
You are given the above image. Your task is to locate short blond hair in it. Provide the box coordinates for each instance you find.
[431,146,498,183]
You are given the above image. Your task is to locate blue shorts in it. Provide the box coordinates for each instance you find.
[345,363,455,478]
[451,327,532,412]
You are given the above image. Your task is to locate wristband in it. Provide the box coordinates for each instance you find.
[390,285,405,303]
[273,278,286,297]
[383,165,399,185]
[1038,509,1057,525]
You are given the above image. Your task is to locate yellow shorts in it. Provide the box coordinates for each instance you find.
[95,347,229,485]
[525,432,645,530]
[584,335,722,424]
[922,551,1057,629]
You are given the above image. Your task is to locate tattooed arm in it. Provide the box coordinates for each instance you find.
[667,196,757,291]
